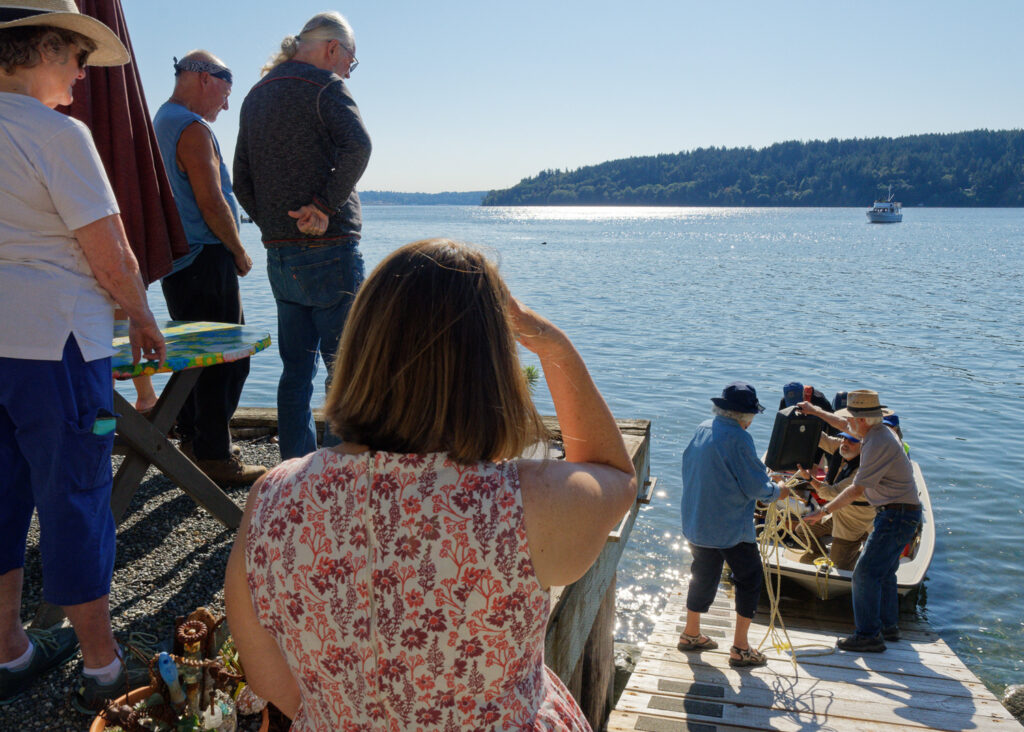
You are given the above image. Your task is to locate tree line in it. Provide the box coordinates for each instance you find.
[360,190,486,205]
[482,130,1024,207]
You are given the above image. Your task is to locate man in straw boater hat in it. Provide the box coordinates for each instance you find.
[0,0,165,710]
[798,389,922,653]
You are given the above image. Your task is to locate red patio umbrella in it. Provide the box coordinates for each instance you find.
[59,0,188,285]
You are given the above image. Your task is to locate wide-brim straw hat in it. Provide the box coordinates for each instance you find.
[0,0,129,66]
[835,389,887,419]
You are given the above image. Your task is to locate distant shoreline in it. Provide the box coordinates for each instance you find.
[358,201,1024,209]
[359,190,487,206]
[482,130,1024,208]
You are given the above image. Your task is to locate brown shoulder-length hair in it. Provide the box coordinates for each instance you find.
[326,238,548,464]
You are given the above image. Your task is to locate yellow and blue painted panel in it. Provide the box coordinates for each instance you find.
[112,320,271,379]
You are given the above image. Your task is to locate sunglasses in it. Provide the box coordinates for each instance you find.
[75,48,90,69]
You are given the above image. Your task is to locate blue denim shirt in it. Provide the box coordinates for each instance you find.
[681,415,780,548]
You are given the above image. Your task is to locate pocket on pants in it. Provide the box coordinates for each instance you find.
[63,408,115,491]
[291,255,359,309]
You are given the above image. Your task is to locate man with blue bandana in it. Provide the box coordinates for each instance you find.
[154,50,265,485]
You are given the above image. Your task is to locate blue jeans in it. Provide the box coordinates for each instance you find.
[851,505,922,637]
[266,241,364,459]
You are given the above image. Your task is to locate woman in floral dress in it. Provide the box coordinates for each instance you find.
[225,238,637,731]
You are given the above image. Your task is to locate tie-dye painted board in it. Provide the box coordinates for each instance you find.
[111,320,271,379]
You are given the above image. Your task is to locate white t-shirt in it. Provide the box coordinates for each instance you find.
[0,92,120,361]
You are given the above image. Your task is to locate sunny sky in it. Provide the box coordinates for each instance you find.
[121,0,1024,193]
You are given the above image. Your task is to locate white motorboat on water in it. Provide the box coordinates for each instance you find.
[867,185,903,223]
[758,461,934,600]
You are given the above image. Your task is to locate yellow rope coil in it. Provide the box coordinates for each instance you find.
[756,477,836,664]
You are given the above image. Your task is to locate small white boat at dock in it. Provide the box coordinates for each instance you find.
[867,185,903,223]
[759,461,934,600]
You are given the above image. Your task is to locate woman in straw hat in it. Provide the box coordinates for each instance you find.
[225,238,637,730]
[0,0,165,711]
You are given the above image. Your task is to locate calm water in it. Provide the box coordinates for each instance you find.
[130,205,1024,694]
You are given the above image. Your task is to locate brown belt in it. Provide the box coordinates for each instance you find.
[876,502,920,513]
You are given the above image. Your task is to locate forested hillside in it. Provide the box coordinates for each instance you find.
[360,190,486,205]
[483,130,1024,206]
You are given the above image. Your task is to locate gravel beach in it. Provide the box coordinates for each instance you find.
[0,438,283,732]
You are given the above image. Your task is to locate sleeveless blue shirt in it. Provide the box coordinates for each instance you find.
[153,101,239,274]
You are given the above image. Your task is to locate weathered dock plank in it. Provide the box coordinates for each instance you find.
[610,576,1022,731]
[623,665,1012,722]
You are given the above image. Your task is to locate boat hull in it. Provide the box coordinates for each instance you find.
[760,461,933,600]
[867,211,903,223]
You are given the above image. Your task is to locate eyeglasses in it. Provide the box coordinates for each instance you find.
[333,39,358,73]
[75,48,90,69]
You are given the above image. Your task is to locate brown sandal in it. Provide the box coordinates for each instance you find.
[677,633,718,652]
[729,645,767,667]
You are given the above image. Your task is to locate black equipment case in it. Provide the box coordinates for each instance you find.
[764,406,824,471]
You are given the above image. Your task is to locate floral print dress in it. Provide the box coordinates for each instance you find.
[246,449,591,732]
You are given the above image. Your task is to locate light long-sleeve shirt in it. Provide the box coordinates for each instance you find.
[681,415,780,548]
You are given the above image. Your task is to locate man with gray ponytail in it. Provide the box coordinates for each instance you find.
[234,11,371,459]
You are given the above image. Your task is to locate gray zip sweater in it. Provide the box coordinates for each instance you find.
[233,60,371,247]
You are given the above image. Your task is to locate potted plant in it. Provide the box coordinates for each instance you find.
[89,609,273,731]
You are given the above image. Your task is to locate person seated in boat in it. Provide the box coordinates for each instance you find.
[793,432,874,570]
[224,238,636,729]
[779,382,832,413]
[883,412,910,454]
[679,382,789,668]
[797,389,921,654]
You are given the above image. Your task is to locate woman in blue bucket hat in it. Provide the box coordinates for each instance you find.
[679,382,789,667]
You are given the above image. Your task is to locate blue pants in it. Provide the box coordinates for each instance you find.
[266,241,364,459]
[0,337,116,606]
[851,506,922,637]
[686,542,763,619]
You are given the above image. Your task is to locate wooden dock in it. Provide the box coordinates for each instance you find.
[609,579,1022,731]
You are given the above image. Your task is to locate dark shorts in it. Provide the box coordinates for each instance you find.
[0,336,116,606]
[686,542,763,619]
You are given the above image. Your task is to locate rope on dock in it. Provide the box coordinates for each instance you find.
[756,478,837,663]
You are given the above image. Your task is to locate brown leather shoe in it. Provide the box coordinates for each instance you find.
[195,456,267,486]
[179,440,243,461]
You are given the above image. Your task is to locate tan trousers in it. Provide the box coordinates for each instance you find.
[797,522,869,571]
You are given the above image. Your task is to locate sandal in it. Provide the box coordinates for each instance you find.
[729,645,767,667]
[677,633,718,652]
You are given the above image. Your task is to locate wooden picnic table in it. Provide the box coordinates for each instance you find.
[31,321,270,629]
[108,320,271,529]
